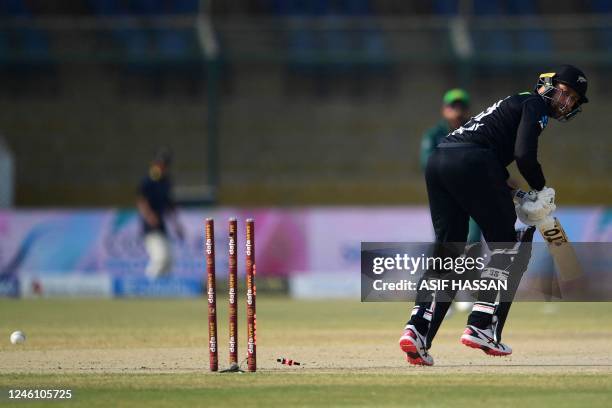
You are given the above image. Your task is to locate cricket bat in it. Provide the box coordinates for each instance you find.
[514,190,582,281]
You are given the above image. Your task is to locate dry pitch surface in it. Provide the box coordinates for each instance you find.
[0,298,611,407]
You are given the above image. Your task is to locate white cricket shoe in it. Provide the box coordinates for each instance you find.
[460,325,512,356]
[399,325,434,366]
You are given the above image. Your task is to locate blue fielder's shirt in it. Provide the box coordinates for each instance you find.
[139,174,173,234]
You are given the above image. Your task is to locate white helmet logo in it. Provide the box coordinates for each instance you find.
[577,76,587,83]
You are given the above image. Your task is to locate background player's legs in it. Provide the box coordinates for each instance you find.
[144,231,172,279]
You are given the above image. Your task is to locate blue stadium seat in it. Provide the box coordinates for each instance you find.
[508,0,538,14]
[125,0,198,64]
[131,0,163,16]
[591,0,612,51]
[157,1,199,63]
[1,0,29,15]
[167,0,199,15]
[19,28,51,61]
[472,0,512,55]
[271,0,295,15]
[341,0,372,16]
[591,0,612,13]
[433,0,458,16]
[279,0,390,94]
[473,0,504,16]
[156,29,191,62]
[279,0,323,76]
[0,0,52,63]
[88,0,124,15]
[0,0,57,97]
[507,0,551,55]
[272,0,329,16]
[89,0,149,63]
[322,15,352,75]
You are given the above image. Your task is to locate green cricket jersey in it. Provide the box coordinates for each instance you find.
[420,120,449,171]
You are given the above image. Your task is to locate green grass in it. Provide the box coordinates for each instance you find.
[1,372,611,407]
[1,299,611,407]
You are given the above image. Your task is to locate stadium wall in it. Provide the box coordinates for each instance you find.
[1,207,610,297]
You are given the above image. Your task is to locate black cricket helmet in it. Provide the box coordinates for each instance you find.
[536,65,588,121]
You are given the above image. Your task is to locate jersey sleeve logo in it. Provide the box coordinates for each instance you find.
[538,115,548,129]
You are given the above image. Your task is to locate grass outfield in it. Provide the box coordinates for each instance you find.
[2,373,610,407]
[1,298,611,407]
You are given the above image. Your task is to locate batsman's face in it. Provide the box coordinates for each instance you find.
[551,83,580,119]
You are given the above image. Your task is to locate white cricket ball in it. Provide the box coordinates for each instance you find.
[10,331,26,345]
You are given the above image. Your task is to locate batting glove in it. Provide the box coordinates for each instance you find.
[536,187,556,212]
[516,200,555,226]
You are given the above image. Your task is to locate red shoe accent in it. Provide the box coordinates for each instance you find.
[483,347,510,357]
[399,330,433,366]
[460,337,511,356]
[405,354,431,366]
[461,337,486,351]
[399,330,418,354]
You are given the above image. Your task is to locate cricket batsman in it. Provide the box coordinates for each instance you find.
[399,65,589,366]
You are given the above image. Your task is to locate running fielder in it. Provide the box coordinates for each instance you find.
[399,65,589,366]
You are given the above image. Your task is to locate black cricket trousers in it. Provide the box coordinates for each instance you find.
[425,143,517,246]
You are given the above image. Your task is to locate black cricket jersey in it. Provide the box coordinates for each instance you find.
[139,174,173,234]
[442,92,549,190]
